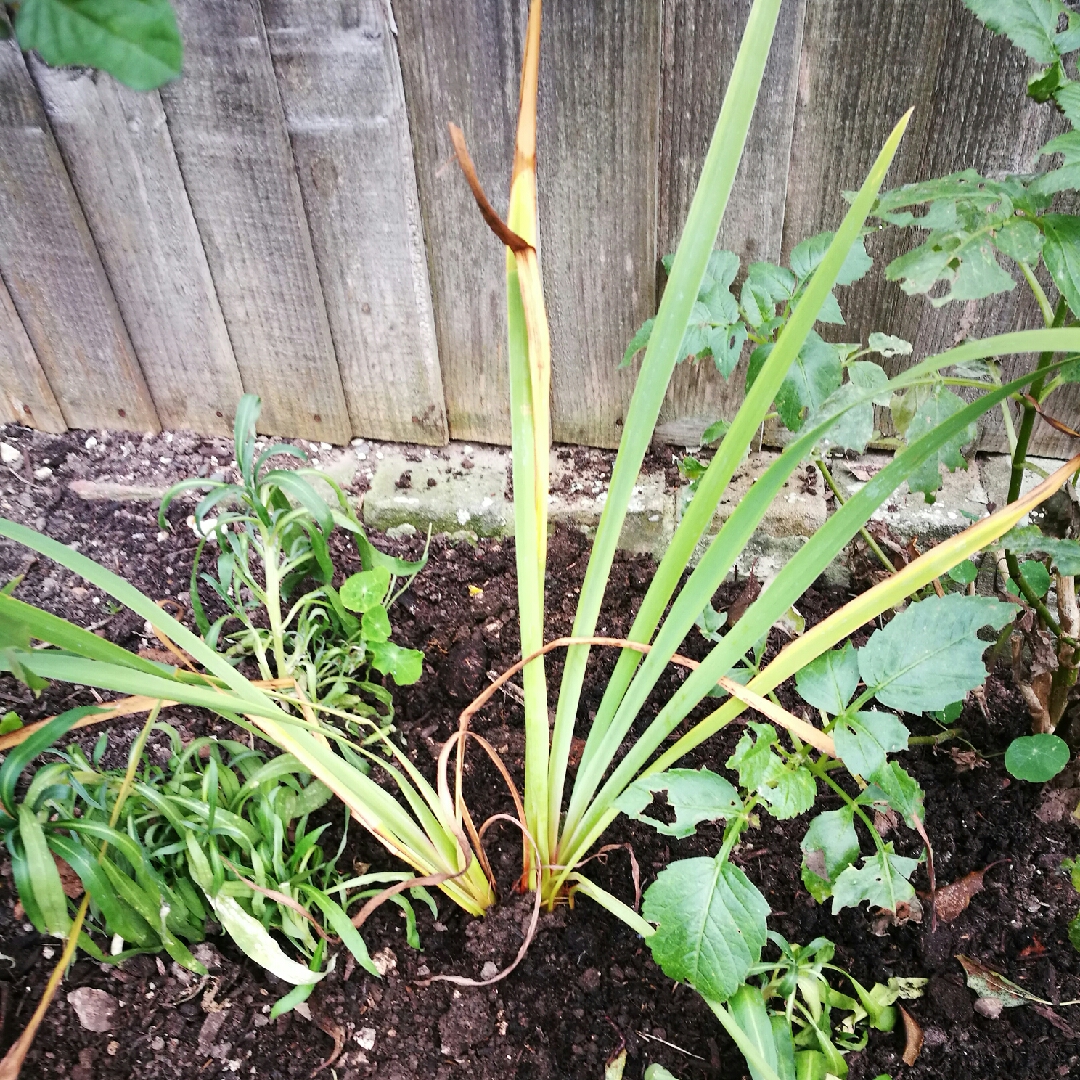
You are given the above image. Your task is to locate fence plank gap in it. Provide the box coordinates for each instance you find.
[0,274,65,433]
[31,61,243,436]
[0,41,159,433]
[655,0,806,447]
[160,0,352,444]
[262,0,448,445]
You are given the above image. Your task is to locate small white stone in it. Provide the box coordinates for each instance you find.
[375,450,384,459]
[480,961,499,980]
[84,436,98,450]
[159,456,172,465]
[43,946,54,959]
[157,530,169,542]
[319,441,332,451]
[371,947,397,976]
[356,1028,377,1051]
[355,451,367,460]
[351,437,365,447]
[456,508,472,525]
[33,466,52,481]
[0,443,21,465]
[68,987,117,1032]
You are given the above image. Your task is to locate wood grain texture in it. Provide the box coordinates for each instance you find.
[881,3,1079,457]
[394,0,527,445]
[0,274,65,432]
[160,0,351,443]
[538,0,661,448]
[0,41,159,433]
[30,61,243,436]
[655,0,806,446]
[262,0,448,445]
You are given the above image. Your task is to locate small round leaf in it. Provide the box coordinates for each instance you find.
[1018,560,1051,598]
[1005,734,1069,782]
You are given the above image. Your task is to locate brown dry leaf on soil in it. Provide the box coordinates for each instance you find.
[949,747,987,772]
[54,856,83,900]
[931,861,1008,923]
[900,1006,923,1066]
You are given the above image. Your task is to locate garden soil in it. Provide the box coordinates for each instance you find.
[0,424,1078,1079]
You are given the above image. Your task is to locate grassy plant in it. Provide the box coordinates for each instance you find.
[1,708,433,1000]
[160,393,425,723]
[3,5,1080,1077]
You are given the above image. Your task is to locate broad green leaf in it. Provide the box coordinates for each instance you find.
[361,605,392,644]
[701,418,732,444]
[741,262,796,327]
[1054,79,1080,126]
[859,594,1015,713]
[999,524,1080,574]
[994,218,1044,264]
[867,332,913,358]
[1005,734,1070,781]
[962,0,1064,64]
[621,318,655,367]
[367,640,423,685]
[614,768,742,839]
[902,386,977,499]
[795,643,859,716]
[727,724,816,819]
[1018,559,1052,598]
[848,361,892,404]
[1029,58,1067,100]
[644,1068,680,1080]
[340,567,390,613]
[1041,214,1080,316]
[946,559,979,585]
[800,806,860,902]
[863,762,925,828]
[830,845,918,914]
[16,0,182,91]
[832,709,909,780]
[1040,130,1080,163]
[643,855,770,1002]
[790,233,872,287]
[749,332,842,432]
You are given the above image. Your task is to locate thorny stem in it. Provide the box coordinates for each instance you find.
[815,456,895,574]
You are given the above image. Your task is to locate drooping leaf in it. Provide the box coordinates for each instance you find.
[800,805,860,902]
[862,762,926,829]
[858,594,1016,713]
[16,0,183,91]
[622,318,656,368]
[905,385,979,499]
[957,954,1049,1007]
[749,332,843,432]
[867,332,913,358]
[643,855,770,1003]
[1040,214,1080,316]
[833,710,910,780]
[795,643,860,716]
[726,724,816,819]
[615,768,742,839]
[999,524,1080,574]
[830,845,919,914]
[1005,734,1070,782]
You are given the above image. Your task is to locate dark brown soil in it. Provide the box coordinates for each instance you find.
[0,422,1078,1080]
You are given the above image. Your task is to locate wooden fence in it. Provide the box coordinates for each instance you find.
[0,0,1076,457]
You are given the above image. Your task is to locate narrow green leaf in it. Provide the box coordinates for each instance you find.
[17,804,71,937]
[729,985,787,1080]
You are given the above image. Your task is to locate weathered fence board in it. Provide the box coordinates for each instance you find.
[655,0,806,445]
[160,0,352,443]
[0,275,64,432]
[31,62,243,435]
[0,41,159,433]
[886,4,1080,461]
[262,0,448,445]
[537,0,661,448]
[394,0,527,445]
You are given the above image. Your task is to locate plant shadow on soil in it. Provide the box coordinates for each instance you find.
[0,429,1078,1079]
